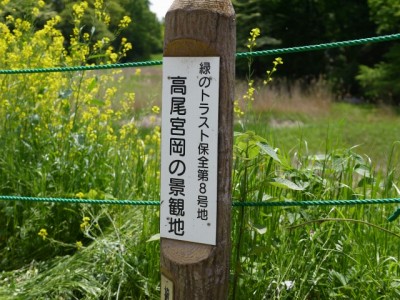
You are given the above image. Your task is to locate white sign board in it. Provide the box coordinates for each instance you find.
[160,57,220,245]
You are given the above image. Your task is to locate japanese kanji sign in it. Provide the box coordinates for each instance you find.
[161,274,174,300]
[160,57,220,245]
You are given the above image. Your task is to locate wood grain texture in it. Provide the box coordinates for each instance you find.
[161,0,236,299]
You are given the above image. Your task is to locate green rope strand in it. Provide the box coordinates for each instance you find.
[236,33,400,58]
[233,198,400,207]
[0,195,159,206]
[0,60,162,75]
[2,195,400,208]
[0,33,399,75]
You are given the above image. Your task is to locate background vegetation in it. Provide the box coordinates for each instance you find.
[1,0,399,102]
[233,0,400,104]
[0,0,162,60]
[0,0,400,299]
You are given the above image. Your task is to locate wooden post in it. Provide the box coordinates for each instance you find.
[160,0,235,299]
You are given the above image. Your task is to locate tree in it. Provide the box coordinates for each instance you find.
[118,0,162,61]
[54,0,162,61]
[357,0,400,104]
[0,0,163,61]
[234,0,379,96]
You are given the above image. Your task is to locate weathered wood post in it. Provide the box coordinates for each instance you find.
[160,0,235,299]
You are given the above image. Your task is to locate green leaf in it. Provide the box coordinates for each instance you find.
[270,178,304,191]
[147,233,160,242]
[330,270,348,286]
[87,78,97,92]
[59,89,72,99]
[90,98,105,106]
[310,154,327,161]
[355,166,371,178]
[251,224,267,235]
[235,131,272,159]
[236,141,260,159]
[256,142,281,162]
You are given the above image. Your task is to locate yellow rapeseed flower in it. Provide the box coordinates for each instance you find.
[274,57,283,65]
[80,216,90,230]
[100,12,110,25]
[119,16,132,29]
[94,0,103,9]
[38,228,48,240]
[109,52,118,63]
[32,7,40,16]
[234,100,244,118]
[76,241,83,250]
[250,28,260,39]
[247,28,261,49]
[243,80,255,102]
[72,2,88,20]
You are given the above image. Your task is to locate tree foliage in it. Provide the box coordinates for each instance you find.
[0,0,162,61]
[234,0,381,97]
[118,0,162,60]
[357,0,400,103]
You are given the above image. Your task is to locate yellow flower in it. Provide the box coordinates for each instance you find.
[76,241,83,250]
[234,100,244,117]
[250,28,260,39]
[80,216,91,230]
[5,15,14,23]
[103,13,111,26]
[72,2,88,19]
[94,0,103,9]
[274,57,283,65]
[76,192,85,199]
[152,105,160,114]
[247,28,261,49]
[32,7,40,17]
[119,16,132,28]
[38,228,48,240]
[123,42,132,51]
[243,80,255,102]
[109,52,118,63]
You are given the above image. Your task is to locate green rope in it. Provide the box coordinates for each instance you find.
[236,33,400,58]
[0,33,399,75]
[2,195,400,208]
[233,198,400,207]
[0,195,159,206]
[0,60,162,75]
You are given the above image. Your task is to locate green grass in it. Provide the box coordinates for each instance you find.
[229,79,400,299]
[2,71,400,299]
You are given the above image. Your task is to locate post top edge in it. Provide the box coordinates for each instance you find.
[168,0,235,16]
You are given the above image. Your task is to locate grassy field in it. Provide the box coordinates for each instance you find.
[2,64,400,299]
